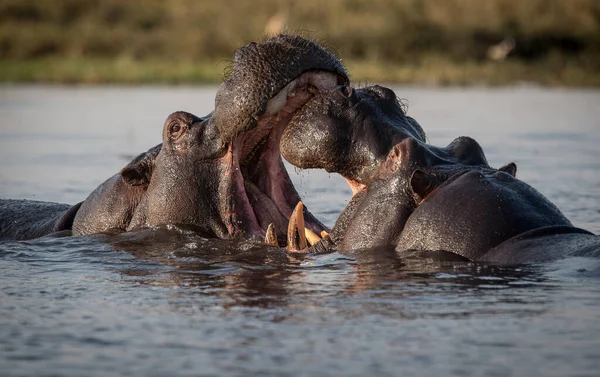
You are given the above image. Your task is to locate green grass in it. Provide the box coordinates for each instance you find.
[0,57,226,84]
[1,57,599,87]
[0,0,599,86]
[346,58,600,87]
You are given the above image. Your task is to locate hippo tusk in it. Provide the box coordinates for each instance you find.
[320,230,329,238]
[305,227,321,246]
[287,201,308,251]
[265,223,279,247]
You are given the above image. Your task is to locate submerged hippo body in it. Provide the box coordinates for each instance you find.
[0,200,81,241]
[1,34,348,242]
[310,136,599,264]
[395,167,600,264]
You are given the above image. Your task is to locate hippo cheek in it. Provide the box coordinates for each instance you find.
[280,112,351,173]
[280,84,433,193]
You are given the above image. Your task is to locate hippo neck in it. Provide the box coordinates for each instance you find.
[141,155,230,238]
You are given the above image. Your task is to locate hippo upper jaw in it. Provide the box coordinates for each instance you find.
[213,34,348,142]
[280,85,427,188]
[205,35,349,244]
[218,71,345,244]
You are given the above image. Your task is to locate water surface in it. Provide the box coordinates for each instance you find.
[1,85,599,376]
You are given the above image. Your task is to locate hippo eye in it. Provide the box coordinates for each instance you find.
[168,121,187,140]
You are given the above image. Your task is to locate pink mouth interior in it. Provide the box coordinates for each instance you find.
[222,71,342,243]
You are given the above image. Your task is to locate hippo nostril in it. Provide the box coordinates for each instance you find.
[338,85,353,98]
[336,75,348,86]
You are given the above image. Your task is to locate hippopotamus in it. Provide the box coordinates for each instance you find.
[279,84,494,250]
[0,34,348,242]
[393,154,600,264]
[343,139,600,264]
[278,84,600,263]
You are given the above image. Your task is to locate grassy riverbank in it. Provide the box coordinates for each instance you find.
[1,0,599,86]
[1,57,598,87]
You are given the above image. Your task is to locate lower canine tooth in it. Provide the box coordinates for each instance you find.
[265,223,279,247]
[305,228,321,246]
[287,201,307,251]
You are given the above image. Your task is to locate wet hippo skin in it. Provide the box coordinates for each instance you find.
[0,35,348,242]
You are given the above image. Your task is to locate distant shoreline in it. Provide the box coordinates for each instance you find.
[1,58,598,87]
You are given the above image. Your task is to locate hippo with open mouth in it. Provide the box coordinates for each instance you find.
[0,35,348,242]
[279,83,495,250]
[280,83,600,263]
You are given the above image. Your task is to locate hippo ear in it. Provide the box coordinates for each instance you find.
[119,144,161,186]
[410,169,438,201]
[382,144,403,173]
[120,161,153,186]
[499,162,517,177]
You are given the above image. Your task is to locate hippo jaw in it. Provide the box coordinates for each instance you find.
[204,34,349,244]
[280,84,427,190]
[282,130,493,252]
[219,70,345,244]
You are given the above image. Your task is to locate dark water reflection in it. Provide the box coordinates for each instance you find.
[1,86,600,376]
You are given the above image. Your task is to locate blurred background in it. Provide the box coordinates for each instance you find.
[1,0,599,85]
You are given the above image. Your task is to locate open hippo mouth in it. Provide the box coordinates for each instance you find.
[209,35,348,245]
[226,71,344,245]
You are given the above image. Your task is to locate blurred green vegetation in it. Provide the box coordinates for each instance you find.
[1,0,599,86]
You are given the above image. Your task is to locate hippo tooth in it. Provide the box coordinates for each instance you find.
[265,79,297,116]
[265,223,279,247]
[305,227,321,246]
[287,201,308,251]
[321,230,329,238]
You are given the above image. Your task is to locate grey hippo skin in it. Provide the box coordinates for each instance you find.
[395,164,600,265]
[315,136,599,264]
[0,34,348,242]
[279,84,493,251]
[0,200,81,241]
[279,84,599,263]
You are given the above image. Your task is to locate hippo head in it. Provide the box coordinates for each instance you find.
[278,83,495,250]
[280,84,492,196]
[281,85,426,192]
[395,160,572,261]
[328,136,494,252]
[311,133,571,260]
[117,35,349,243]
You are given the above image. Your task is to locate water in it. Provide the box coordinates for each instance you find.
[1,85,600,376]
